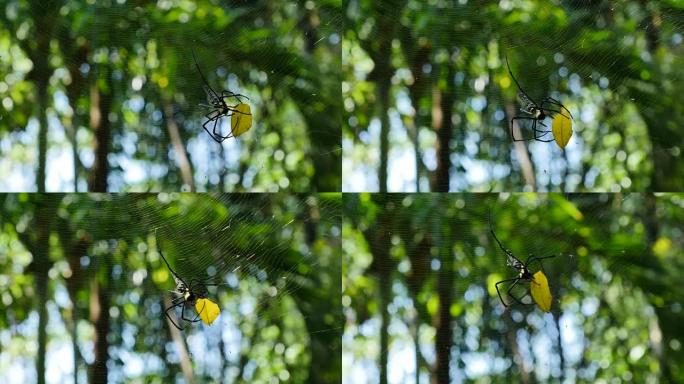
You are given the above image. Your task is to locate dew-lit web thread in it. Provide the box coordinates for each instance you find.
[146,194,340,331]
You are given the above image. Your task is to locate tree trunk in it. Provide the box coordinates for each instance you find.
[36,79,49,193]
[89,270,111,384]
[61,115,81,192]
[164,296,194,383]
[433,65,455,192]
[433,198,454,384]
[162,99,195,191]
[399,25,431,193]
[362,198,394,384]
[378,78,391,193]
[23,197,59,384]
[88,72,113,192]
[35,205,51,384]
[60,41,89,192]
[506,104,536,189]
[365,3,402,193]
[378,260,391,384]
[55,215,90,384]
[503,310,534,384]
[303,212,341,384]
[641,194,676,381]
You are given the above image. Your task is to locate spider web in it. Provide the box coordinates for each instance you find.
[485,193,649,307]
[0,193,341,383]
[0,0,342,191]
[178,2,343,187]
[343,193,665,383]
[343,0,684,192]
[146,194,342,381]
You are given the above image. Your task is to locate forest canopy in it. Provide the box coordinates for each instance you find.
[0,193,342,383]
[343,193,684,383]
[343,0,684,192]
[0,0,342,192]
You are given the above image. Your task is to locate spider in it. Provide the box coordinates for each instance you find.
[192,48,252,143]
[505,55,573,142]
[156,231,220,330]
[489,212,556,308]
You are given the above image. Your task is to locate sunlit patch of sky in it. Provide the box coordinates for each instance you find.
[0,119,39,191]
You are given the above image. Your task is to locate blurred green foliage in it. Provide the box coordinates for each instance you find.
[0,193,341,383]
[343,193,684,383]
[0,0,341,192]
[343,0,684,192]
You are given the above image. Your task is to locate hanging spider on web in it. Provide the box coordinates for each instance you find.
[155,230,221,330]
[489,211,555,311]
[192,48,253,143]
[505,55,574,144]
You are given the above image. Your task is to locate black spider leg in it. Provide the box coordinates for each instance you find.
[495,277,532,307]
[193,48,237,144]
[175,278,201,324]
[210,113,229,142]
[511,116,555,143]
[192,48,221,102]
[221,90,250,104]
[506,276,533,305]
[203,105,248,143]
[488,210,526,266]
[511,116,537,142]
[155,230,190,288]
[506,55,550,143]
[533,118,554,142]
[505,55,568,143]
[537,106,570,122]
[505,55,537,106]
[495,277,519,307]
[186,279,216,323]
[540,97,573,120]
[202,112,231,143]
[191,298,207,323]
[525,254,557,276]
[214,110,238,140]
[524,254,557,305]
[165,298,187,330]
[192,49,247,107]
[182,301,204,324]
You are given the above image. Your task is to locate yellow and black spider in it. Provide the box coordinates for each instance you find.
[192,48,253,143]
[489,211,555,311]
[506,55,573,143]
[156,231,221,330]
